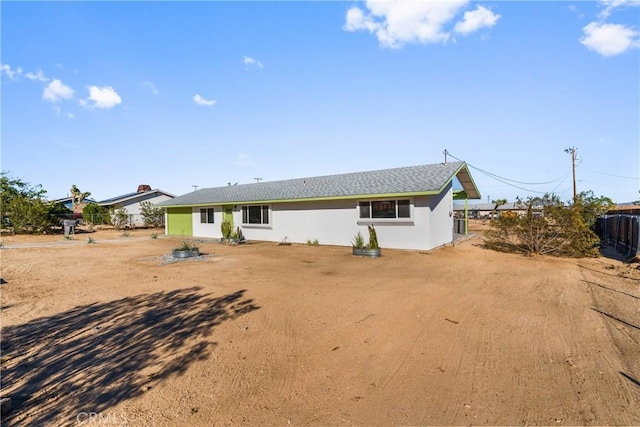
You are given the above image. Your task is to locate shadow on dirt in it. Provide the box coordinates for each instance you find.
[1,287,259,426]
[598,244,637,263]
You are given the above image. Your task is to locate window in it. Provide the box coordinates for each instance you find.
[200,208,214,224]
[359,199,411,219]
[242,205,269,224]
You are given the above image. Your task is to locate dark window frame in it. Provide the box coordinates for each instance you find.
[200,208,215,224]
[241,205,270,225]
[358,199,411,219]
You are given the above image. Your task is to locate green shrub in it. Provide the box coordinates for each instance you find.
[82,202,111,225]
[484,193,603,257]
[140,201,165,228]
[352,231,365,249]
[112,207,130,230]
[221,221,232,239]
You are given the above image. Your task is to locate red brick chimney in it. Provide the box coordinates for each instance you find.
[137,185,151,192]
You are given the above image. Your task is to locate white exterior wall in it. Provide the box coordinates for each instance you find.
[424,184,455,249]
[120,194,174,225]
[187,185,455,251]
[192,207,225,238]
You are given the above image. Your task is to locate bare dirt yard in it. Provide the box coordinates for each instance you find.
[1,224,639,426]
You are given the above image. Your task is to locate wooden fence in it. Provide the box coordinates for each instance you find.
[596,214,640,258]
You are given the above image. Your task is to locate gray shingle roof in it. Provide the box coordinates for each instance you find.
[158,161,478,207]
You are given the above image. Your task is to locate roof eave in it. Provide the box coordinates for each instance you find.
[159,190,446,208]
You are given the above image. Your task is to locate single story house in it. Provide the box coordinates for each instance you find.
[99,185,175,226]
[157,162,481,251]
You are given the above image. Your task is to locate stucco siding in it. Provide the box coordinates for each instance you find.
[424,183,454,249]
[180,191,455,251]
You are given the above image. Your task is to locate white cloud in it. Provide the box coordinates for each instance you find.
[193,94,216,106]
[43,79,75,102]
[1,63,23,80]
[598,0,640,18]
[580,22,639,56]
[81,86,122,109]
[143,81,159,95]
[243,56,264,69]
[25,70,49,82]
[454,5,500,35]
[344,0,493,48]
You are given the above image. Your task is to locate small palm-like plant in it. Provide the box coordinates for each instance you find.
[352,231,365,250]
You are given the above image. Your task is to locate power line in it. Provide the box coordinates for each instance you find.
[446,151,567,194]
[576,165,639,180]
[446,152,565,185]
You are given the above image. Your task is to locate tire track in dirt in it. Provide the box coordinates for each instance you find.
[578,261,640,423]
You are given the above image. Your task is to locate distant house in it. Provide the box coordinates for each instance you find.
[99,185,175,226]
[453,202,524,219]
[50,197,97,212]
[157,162,481,251]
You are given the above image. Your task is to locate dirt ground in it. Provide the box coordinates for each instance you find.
[1,223,639,426]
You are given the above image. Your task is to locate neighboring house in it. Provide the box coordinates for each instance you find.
[453,202,524,219]
[157,162,481,251]
[99,185,175,226]
[50,197,97,212]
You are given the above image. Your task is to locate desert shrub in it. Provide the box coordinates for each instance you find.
[484,193,603,257]
[83,203,111,225]
[112,207,131,230]
[6,195,50,233]
[140,201,165,228]
[1,172,48,230]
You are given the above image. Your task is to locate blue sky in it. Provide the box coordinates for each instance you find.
[2,1,639,204]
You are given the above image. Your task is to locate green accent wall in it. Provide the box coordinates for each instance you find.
[223,205,234,227]
[167,207,193,236]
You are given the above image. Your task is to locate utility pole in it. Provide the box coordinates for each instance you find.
[192,185,199,192]
[254,177,262,183]
[443,149,448,165]
[564,147,577,203]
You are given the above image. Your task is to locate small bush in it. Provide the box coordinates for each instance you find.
[87,237,95,244]
[221,221,232,239]
[151,232,158,239]
[175,241,199,251]
[352,231,365,249]
[306,238,319,246]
